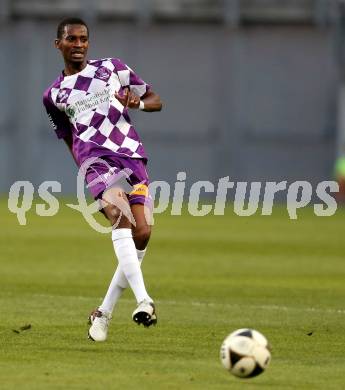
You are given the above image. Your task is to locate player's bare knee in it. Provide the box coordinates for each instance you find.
[103,204,122,226]
[110,205,122,221]
[133,225,151,250]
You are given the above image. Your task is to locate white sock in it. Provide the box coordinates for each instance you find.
[137,248,147,263]
[103,229,151,307]
[99,248,147,313]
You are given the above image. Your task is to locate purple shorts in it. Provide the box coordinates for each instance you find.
[85,155,151,207]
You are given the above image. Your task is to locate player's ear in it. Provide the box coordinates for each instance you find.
[54,39,60,49]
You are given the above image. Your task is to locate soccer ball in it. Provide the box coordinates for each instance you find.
[220,328,271,378]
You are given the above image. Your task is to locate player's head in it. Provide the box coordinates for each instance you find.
[55,17,89,65]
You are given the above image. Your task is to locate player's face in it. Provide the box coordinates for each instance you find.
[55,24,89,65]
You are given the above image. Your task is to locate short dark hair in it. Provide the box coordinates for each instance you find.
[57,17,89,39]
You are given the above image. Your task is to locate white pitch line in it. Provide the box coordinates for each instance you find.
[162,300,345,315]
[18,294,345,316]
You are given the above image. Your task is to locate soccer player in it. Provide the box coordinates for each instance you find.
[43,17,162,341]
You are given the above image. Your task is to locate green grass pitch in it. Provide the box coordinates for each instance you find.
[1,199,345,389]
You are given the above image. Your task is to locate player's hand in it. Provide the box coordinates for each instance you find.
[115,88,140,109]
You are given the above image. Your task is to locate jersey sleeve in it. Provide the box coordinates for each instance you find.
[43,89,71,139]
[111,58,151,98]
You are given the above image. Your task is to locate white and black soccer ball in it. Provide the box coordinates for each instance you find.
[220,328,271,378]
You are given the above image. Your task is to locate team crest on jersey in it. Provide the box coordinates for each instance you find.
[57,88,70,103]
[95,66,111,81]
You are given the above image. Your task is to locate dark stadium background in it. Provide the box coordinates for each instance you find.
[1,0,345,199]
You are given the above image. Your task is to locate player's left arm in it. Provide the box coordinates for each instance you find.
[115,88,162,112]
[113,59,162,112]
[137,89,162,112]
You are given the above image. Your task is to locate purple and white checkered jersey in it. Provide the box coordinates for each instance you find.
[43,58,150,165]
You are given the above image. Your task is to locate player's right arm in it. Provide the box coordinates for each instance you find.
[62,131,78,166]
[43,89,78,165]
[43,89,71,139]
